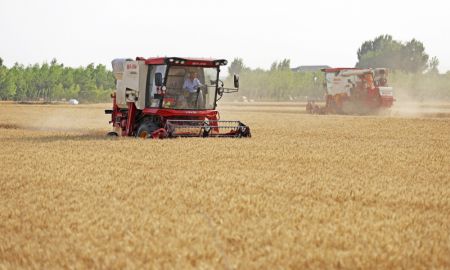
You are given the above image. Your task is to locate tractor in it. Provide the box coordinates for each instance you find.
[306,68,395,114]
[105,57,251,138]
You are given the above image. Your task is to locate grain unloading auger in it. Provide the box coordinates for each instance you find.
[105,57,251,139]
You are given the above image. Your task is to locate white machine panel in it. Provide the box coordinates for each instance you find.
[114,60,148,109]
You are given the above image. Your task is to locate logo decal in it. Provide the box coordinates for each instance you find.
[127,63,137,69]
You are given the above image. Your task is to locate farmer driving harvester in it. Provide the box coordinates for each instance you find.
[106,56,251,138]
[183,72,204,108]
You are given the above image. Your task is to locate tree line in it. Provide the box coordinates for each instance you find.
[225,59,450,102]
[226,35,449,101]
[225,59,323,101]
[1,35,449,103]
[0,58,115,102]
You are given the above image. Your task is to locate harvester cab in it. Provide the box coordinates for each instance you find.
[306,68,395,114]
[106,57,250,138]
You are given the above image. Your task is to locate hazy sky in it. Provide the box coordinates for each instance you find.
[1,0,449,72]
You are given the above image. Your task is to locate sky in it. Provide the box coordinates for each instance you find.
[1,0,449,72]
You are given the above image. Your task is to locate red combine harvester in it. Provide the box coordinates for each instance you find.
[306,68,395,114]
[105,57,251,138]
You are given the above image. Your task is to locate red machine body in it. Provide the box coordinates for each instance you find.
[106,57,250,138]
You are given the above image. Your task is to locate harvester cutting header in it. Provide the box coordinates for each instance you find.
[105,56,251,138]
[307,68,395,114]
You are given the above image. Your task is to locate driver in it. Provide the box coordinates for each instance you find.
[183,72,202,94]
[182,72,204,107]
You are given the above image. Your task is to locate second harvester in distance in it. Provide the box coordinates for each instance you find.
[307,68,395,114]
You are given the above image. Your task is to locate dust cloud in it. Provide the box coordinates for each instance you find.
[0,104,111,135]
[390,88,450,118]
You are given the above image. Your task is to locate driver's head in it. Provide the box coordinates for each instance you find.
[189,72,197,80]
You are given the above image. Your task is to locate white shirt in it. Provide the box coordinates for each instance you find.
[183,78,201,93]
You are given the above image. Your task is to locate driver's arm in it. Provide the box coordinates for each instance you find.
[194,78,203,88]
[182,79,190,92]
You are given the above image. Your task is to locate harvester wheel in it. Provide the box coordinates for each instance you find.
[136,122,159,139]
[106,132,118,137]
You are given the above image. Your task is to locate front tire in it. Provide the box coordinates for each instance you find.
[136,122,159,139]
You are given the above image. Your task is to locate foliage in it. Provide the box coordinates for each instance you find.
[228,58,247,75]
[1,53,449,103]
[270,59,291,71]
[225,58,323,101]
[428,56,439,74]
[356,35,431,73]
[0,58,114,102]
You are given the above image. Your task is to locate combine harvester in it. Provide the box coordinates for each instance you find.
[105,57,251,138]
[306,68,395,114]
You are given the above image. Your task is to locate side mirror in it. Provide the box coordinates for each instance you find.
[233,74,239,88]
[155,72,163,87]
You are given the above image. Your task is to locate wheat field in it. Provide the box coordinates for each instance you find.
[0,102,449,269]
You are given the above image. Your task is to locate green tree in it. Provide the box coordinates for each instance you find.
[10,64,27,101]
[53,83,65,100]
[427,56,439,74]
[0,58,116,102]
[228,58,246,75]
[270,59,291,71]
[67,84,81,99]
[356,35,430,73]
[401,39,429,73]
[0,69,17,100]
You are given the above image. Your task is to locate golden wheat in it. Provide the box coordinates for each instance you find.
[0,102,449,269]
